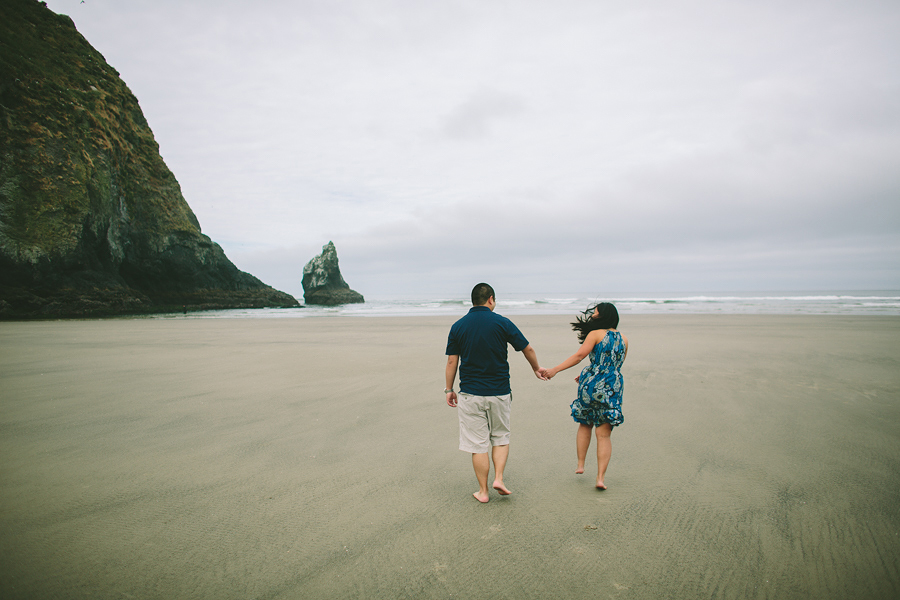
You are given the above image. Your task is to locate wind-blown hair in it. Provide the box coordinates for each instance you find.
[571,302,619,343]
[471,283,495,306]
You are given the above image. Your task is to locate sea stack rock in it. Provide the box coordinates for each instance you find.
[302,242,364,306]
[0,0,299,318]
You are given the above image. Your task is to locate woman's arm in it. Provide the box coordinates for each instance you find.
[546,330,604,379]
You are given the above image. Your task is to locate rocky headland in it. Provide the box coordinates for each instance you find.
[302,241,364,306]
[0,0,299,318]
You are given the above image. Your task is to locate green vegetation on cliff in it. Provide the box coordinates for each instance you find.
[0,0,298,317]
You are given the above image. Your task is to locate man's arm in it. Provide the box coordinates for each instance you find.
[445,354,459,407]
[521,344,547,380]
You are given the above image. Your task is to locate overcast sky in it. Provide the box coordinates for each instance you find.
[44,0,900,298]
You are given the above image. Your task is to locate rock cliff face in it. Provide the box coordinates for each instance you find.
[0,0,299,318]
[302,241,364,306]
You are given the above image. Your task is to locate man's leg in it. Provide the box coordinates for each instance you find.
[485,394,512,496]
[491,444,511,495]
[458,394,491,502]
[472,452,490,503]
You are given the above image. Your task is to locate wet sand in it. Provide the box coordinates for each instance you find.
[1,315,899,599]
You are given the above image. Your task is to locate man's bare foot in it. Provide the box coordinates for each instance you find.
[596,480,607,490]
[473,491,489,503]
[575,465,585,474]
[492,482,511,495]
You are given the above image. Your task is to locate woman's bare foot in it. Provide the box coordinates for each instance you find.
[492,481,511,495]
[596,480,607,490]
[473,491,489,503]
[575,464,585,474]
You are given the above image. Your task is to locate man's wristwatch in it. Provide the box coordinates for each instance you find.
[444,388,454,394]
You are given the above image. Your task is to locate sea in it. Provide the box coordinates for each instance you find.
[151,291,900,319]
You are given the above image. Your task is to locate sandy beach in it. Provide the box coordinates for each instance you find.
[1,314,898,599]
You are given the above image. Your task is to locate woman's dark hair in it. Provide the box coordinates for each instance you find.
[571,302,619,343]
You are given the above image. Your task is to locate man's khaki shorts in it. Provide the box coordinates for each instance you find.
[457,392,512,453]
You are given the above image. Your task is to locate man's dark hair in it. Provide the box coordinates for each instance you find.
[571,302,619,343]
[471,283,495,306]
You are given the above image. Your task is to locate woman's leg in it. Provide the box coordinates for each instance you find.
[595,424,613,489]
[575,423,593,474]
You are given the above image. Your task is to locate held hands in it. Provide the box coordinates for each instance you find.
[536,367,555,380]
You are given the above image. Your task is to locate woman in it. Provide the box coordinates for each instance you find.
[544,302,628,490]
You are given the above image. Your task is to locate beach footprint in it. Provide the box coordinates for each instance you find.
[481,524,502,540]
[432,562,449,583]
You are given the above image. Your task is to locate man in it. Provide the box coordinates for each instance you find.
[445,283,546,503]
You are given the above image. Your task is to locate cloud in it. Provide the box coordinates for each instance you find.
[44,0,900,294]
[439,88,525,140]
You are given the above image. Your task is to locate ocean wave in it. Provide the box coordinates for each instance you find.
[149,291,900,318]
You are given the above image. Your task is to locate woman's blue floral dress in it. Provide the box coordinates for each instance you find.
[571,331,626,427]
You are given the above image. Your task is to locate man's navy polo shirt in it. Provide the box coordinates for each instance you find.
[446,306,529,396]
